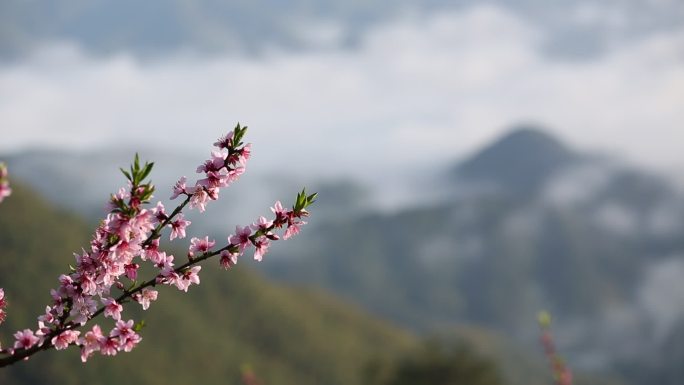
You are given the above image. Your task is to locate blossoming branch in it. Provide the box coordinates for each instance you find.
[538,311,573,385]
[0,124,316,367]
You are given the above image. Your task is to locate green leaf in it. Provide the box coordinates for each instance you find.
[120,167,132,182]
[306,192,318,206]
[292,188,317,212]
[232,122,248,146]
[133,319,146,332]
[134,153,141,172]
[139,162,154,181]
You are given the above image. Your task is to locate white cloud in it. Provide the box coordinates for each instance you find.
[0,4,683,186]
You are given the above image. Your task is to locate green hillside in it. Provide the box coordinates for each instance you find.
[0,183,415,385]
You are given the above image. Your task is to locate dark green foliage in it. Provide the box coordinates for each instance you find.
[368,339,504,385]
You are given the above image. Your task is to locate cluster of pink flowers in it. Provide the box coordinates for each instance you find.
[0,163,10,204]
[170,127,251,213]
[0,124,315,367]
[220,197,310,265]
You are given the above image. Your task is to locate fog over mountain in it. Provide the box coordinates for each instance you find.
[261,128,684,385]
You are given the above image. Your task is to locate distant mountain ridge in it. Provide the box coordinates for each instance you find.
[454,127,577,195]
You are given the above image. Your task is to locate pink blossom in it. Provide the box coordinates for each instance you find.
[114,187,130,202]
[128,209,156,238]
[14,329,39,350]
[79,274,97,296]
[226,166,245,184]
[152,251,174,270]
[219,250,238,269]
[213,131,234,149]
[197,151,227,173]
[133,288,158,310]
[159,270,181,288]
[238,144,251,165]
[153,201,167,223]
[253,237,270,262]
[120,331,141,352]
[109,319,141,353]
[103,298,123,320]
[80,325,104,362]
[175,266,201,292]
[271,200,285,214]
[70,295,98,325]
[74,250,96,274]
[188,236,215,258]
[38,306,56,326]
[58,274,74,288]
[271,200,288,223]
[51,330,80,350]
[229,225,252,253]
[0,182,10,203]
[198,170,228,189]
[284,221,306,240]
[169,214,191,240]
[210,151,228,170]
[109,240,142,265]
[100,337,119,356]
[141,239,160,261]
[189,188,209,212]
[111,319,135,339]
[124,263,139,280]
[253,215,278,241]
[206,186,219,200]
[34,321,51,343]
[252,216,273,232]
[50,289,66,316]
[170,176,190,200]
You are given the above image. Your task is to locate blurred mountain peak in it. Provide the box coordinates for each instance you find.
[454,125,577,195]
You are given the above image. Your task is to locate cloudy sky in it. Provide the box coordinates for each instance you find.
[0,1,683,181]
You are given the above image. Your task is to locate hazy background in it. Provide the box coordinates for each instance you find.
[1,1,683,384]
